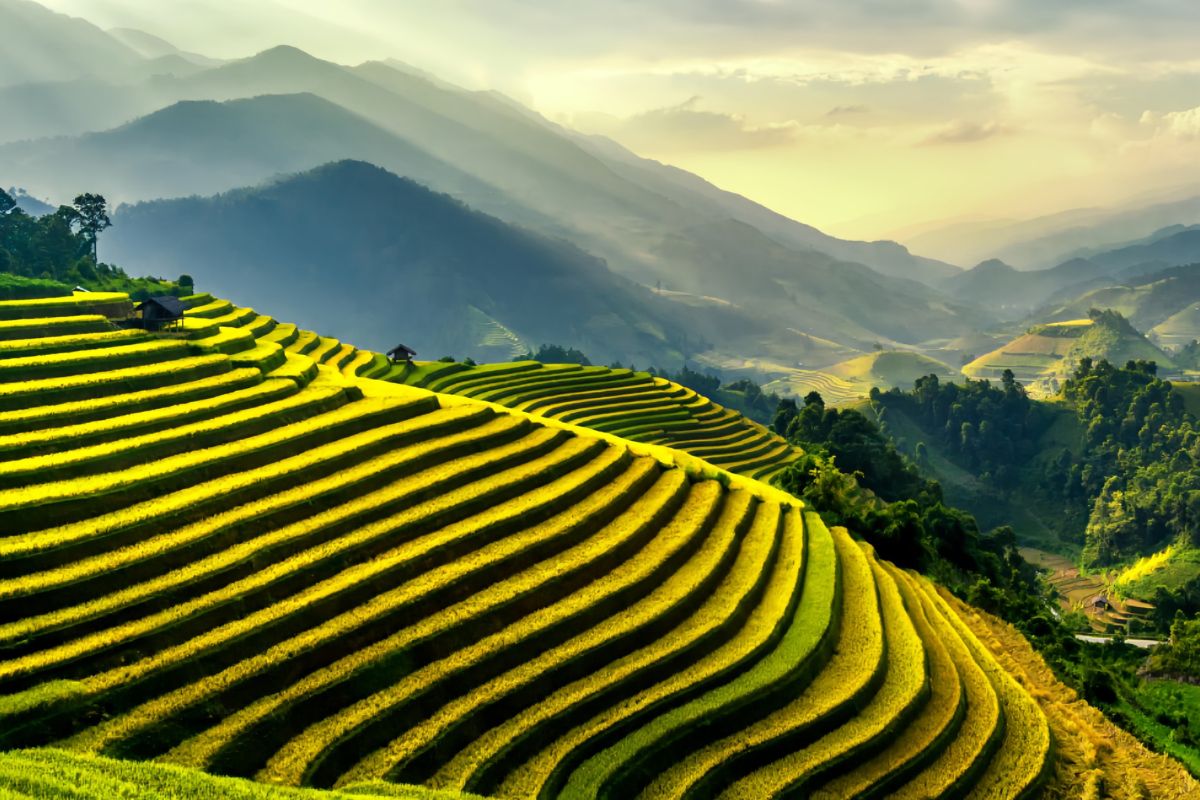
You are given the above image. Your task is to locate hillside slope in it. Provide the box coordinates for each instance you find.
[0,286,1166,799]
[964,312,1172,389]
[103,160,693,367]
[0,94,521,222]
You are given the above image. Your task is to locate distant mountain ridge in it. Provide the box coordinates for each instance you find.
[103,160,699,366]
[0,32,977,356]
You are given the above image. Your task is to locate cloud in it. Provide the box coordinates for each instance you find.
[919,119,1011,145]
[826,104,870,117]
[1145,106,1200,139]
[604,96,798,151]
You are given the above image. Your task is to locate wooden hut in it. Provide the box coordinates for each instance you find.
[135,296,185,331]
[387,343,417,364]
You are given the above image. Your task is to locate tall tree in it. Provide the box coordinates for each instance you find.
[71,193,110,261]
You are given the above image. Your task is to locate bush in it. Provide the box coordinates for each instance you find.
[0,273,71,300]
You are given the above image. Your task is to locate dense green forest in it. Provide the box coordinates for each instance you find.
[868,359,1200,625]
[776,379,1200,770]
[0,187,184,298]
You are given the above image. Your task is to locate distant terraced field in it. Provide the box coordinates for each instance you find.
[396,361,803,484]
[1,290,1193,799]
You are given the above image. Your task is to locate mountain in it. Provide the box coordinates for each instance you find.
[0,93,526,218]
[1038,264,1200,336]
[2,47,976,353]
[963,311,1173,390]
[6,187,53,216]
[905,194,1200,269]
[561,130,962,285]
[106,27,223,66]
[0,0,143,86]
[942,257,1101,318]
[1078,226,1200,276]
[103,160,699,365]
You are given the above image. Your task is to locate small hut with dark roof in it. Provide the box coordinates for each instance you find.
[387,343,417,364]
[135,296,185,331]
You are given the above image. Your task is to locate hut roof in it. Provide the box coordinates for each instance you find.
[135,296,185,317]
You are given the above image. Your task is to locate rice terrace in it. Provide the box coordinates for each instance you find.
[0,287,1190,799]
[7,0,1200,797]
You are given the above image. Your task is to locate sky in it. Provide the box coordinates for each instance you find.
[38,0,1200,240]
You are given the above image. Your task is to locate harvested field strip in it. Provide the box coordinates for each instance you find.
[53,443,631,755]
[559,397,684,424]
[308,337,340,364]
[0,396,448,575]
[192,327,255,355]
[0,383,349,489]
[0,339,192,381]
[0,354,231,411]
[457,369,594,401]
[0,329,148,358]
[270,354,319,386]
[157,460,676,777]
[328,344,356,371]
[0,403,490,607]
[519,380,657,413]
[0,315,110,340]
[277,479,723,789]
[243,315,276,338]
[719,551,928,798]
[309,335,343,364]
[363,489,759,788]
[424,362,542,392]
[558,511,837,800]
[0,378,298,460]
[262,324,298,348]
[0,368,261,436]
[0,293,131,320]
[429,498,782,794]
[0,431,571,697]
[494,504,805,799]
[637,526,884,799]
[185,300,233,319]
[343,351,375,378]
[193,462,681,782]
[0,391,442,532]
[812,562,966,799]
[287,331,319,355]
[887,572,1002,800]
[929,587,1052,800]
[536,389,673,419]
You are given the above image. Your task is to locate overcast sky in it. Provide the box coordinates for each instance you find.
[40,0,1200,238]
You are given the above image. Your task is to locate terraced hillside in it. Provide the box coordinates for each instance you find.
[396,361,803,483]
[762,351,959,406]
[1,290,1194,799]
[965,315,1173,392]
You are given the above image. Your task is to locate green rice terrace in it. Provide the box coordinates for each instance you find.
[0,290,1193,799]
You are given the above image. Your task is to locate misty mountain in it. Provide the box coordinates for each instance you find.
[106,27,223,67]
[0,93,532,221]
[102,160,701,366]
[905,193,1200,269]
[0,0,143,87]
[942,257,1099,319]
[1036,264,1200,335]
[564,130,961,285]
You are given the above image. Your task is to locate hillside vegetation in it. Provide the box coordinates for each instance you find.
[3,288,1188,797]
